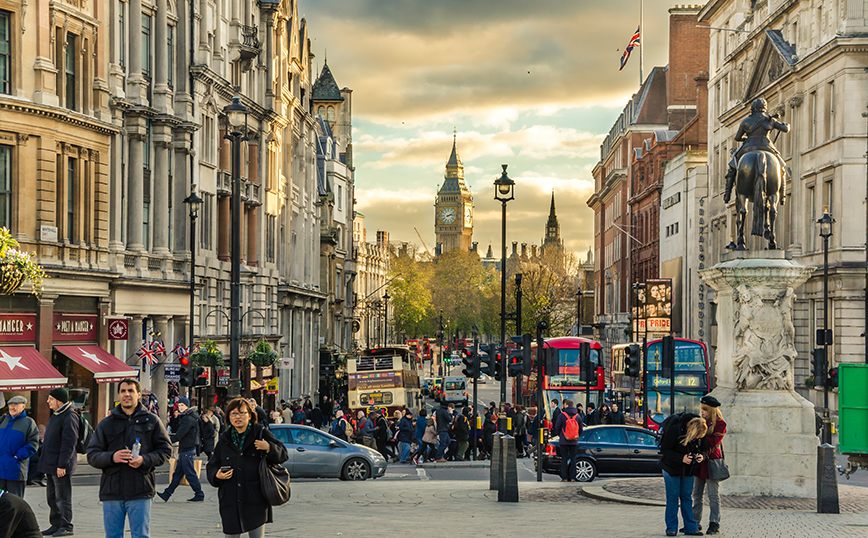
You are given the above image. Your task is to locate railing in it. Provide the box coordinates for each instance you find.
[244,182,262,206]
[147,257,162,271]
[242,25,260,49]
[124,255,137,269]
[217,169,232,196]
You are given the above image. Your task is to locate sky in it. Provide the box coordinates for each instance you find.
[302,0,695,258]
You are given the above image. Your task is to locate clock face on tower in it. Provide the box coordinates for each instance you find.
[440,208,456,224]
[464,206,473,226]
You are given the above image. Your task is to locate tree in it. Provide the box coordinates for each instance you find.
[508,247,580,337]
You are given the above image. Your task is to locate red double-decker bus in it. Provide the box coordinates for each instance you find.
[515,337,606,424]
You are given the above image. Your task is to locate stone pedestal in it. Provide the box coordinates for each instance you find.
[700,252,818,497]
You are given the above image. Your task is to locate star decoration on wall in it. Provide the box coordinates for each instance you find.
[0,349,29,371]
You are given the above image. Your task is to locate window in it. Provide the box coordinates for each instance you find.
[167,25,174,88]
[825,81,834,141]
[200,193,213,249]
[317,105,325,116]
[824,180,833,217]
[141,15,151,79]
[65,33,77,110]
[266,214,276,263]
[293,429,332,446]
[626,430,658,446]
[586,428,624,444]
[202,115,215,163]
[0,146,10,228]
[270,427,293,444]
[0,11,10,94]
[337,184,342,210]
[118,2,125,69]
[810,91,817,147]
[808,185,816,251]
[327,106,335,122]
[142,201,149,248]
[67,157,76,241]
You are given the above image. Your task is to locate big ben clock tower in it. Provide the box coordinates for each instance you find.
[435,132,473,254]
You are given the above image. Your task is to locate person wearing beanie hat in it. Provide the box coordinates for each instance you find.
[0,395,38,498]
[176,397,190,407]
[39,388,80,536]
[158,397,203,502]
[692,396,727,535]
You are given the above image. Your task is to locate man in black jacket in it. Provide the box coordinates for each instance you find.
[157,397,203,502]
[87,379,171,538]
[434,403,454,462]
[38,388,79,537]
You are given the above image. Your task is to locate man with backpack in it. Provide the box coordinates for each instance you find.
[553,399,582,482]
[39,388,80,537]
[330,409,351,441]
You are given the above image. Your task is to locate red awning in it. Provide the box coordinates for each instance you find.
[0,346,67,391]
[54,345,136,383]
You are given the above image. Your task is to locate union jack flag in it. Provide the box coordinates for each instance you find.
[152,341,167,357]
[620,26,641,71]
[172,343,189,359]
[136,342,159,367]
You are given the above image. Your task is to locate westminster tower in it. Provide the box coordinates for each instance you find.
[434,132,474,254]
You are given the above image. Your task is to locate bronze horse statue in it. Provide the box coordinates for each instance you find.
[723,98,789,250]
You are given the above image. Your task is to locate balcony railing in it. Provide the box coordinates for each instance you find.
[244,182,262,206]
[217,169,232,196]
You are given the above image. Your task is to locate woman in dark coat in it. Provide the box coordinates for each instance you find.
[207,398,288,538]
[199,413,216,458]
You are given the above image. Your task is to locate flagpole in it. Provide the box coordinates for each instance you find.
[639,0,644,86]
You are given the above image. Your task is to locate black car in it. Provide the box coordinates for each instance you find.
[537,425,661,482]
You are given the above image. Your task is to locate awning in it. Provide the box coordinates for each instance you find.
[0,346,67,391]
[54,345,136,383]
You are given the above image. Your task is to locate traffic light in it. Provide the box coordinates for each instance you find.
[542,346,559,376]
[194,366,207,387]
[810,348,826,386]
[479,349,493,376]
[508,334,532,377]
[579,341,592,383]
[461,348,480,378]
[661,336,675,380]
[493,351,503,381]
[624,343,641,377]
[827,366,839,388]
[179,357,194,387]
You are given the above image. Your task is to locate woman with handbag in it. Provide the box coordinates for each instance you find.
[659,414,707,537]
[207,398,288,538]
[693,395,727,536]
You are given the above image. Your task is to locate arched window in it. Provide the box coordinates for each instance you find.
[327,106,335,122]
[317,105,325,116]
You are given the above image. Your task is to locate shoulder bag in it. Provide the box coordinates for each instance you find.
[707,443,730,481]
[258,428,291,505]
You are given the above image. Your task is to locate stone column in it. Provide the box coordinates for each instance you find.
[152,315,171,424]
[128,315,146,391]
[154,0,170,111]
[152,138,171,255]
[109,129,125,252]
[264,12,274,108]
[128,0,144,103]
[127,132,145,251]
[34,296,57,428]
[700,251,817,497]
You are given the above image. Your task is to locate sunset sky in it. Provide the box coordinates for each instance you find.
[302,0,691,258]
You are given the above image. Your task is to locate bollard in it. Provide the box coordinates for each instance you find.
[489,432,503,491]
[817,443,840,514]
[498,435,519,502]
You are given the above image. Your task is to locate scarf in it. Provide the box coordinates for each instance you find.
[231,424,251,451]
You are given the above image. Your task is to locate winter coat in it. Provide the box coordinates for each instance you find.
[698,417,727,480]
[397,416,414,443]
[172,407,200,452]
[0,489,42,538]
[422,421,438,445]
[206,423,288,536]
[414,416,427,443]
[435,407,452,433]
[356,417,374,439]
[609,411,626,425]
[584,409,599,426]
[550,406,562,431]
[330,417,349,441]
[375,416,390,441]
[451,413,470,442]
[86,403,172,501]
[311,407,324,429]
[38,402,79,476]
[482,418,497,448]
[199,415,216,454]
[514,411,527,436]
[553,406,581,446]
[0,411,38,482]
[659,413,706,477]
[255,406,269,427]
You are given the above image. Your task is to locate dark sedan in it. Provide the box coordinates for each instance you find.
[537,425,661,482]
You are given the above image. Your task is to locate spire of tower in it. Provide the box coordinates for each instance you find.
[549,190,556,218]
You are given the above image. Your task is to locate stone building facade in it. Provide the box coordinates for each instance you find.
[352,212,390,350]
[699,0,868,412]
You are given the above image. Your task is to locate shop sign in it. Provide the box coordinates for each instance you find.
[0,313,37,342]
[107,319,129,340]
[164,364,181,382]
[53,314,97,342]
[265,377,278,395]
[278,357,294,370]
[217,369,230,387]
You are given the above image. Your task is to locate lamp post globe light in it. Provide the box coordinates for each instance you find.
[225,96,248,398]
[183,192,204,350]
[817,206,834,445]
[494,165,514,404]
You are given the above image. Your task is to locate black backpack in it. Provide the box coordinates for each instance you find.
[73,408,94,454]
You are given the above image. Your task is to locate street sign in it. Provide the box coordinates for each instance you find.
[107,318,129,340]
[216,369,229,387]
[164,364,181,382]
[279,357,294,370]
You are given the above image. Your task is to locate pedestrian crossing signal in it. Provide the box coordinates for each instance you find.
[624,344,641,377]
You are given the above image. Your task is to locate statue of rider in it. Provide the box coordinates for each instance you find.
[723,98,790,203]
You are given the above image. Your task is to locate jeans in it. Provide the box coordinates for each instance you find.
[693,477,721,525]
[398,442,411,462]
[103,498,151,538]
[662,470,698,534]
[46,473,73,531]
[560,444,578,481]
[0,478,25,498]
[436,432,450,459]
[163,450,203,499]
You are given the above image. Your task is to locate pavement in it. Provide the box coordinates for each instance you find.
[21,461,868,538]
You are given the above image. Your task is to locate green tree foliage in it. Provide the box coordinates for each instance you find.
[507,247,580,337]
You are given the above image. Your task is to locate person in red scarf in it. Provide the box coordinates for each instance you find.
[693,395,727,536]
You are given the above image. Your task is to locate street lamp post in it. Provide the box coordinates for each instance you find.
[183,192,203,350]
[383,292,390,346]
[817,207,834,445]
[225,96,248,399]
[437,310,444,376]
[494,164,515,404]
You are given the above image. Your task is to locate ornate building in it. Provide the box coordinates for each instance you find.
[542,192,564,256]
[434,133,473,254]
[352,212,390,350]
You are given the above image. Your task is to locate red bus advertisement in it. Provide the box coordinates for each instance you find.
[644,338,710,430]
[516,337,605,424]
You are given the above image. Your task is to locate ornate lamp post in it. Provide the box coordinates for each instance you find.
[225,96,248,398]
[383,291,390,346]
[183,192,203,348]
[494,164,515,403]
[436,310,444,376]
[817,206,834,445]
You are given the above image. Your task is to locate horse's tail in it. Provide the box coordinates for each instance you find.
[751,152,767,237]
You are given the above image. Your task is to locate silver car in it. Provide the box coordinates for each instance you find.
[269,424,388,481]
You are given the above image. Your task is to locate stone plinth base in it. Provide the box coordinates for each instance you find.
[710,387,818,498]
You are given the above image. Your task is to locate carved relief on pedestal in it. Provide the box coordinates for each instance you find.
[732,284,797,391]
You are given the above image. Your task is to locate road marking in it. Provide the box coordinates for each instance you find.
[416,468,430,481]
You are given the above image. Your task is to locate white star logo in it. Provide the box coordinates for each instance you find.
[78,347,105,365]
[0,349,29,371]
[25,323,33,331]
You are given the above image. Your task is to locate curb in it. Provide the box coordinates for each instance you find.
[415,461,491,469]
[580,484,666,507]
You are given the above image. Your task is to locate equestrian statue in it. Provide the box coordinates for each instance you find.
[723,98,790,250]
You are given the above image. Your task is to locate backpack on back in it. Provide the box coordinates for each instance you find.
[74,408,94,454]
[343,418,353,439]
[563,413,581,441]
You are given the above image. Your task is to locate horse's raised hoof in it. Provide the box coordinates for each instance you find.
[767,242,777,250]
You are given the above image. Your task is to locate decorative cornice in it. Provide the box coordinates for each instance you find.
[0,98,119,136]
